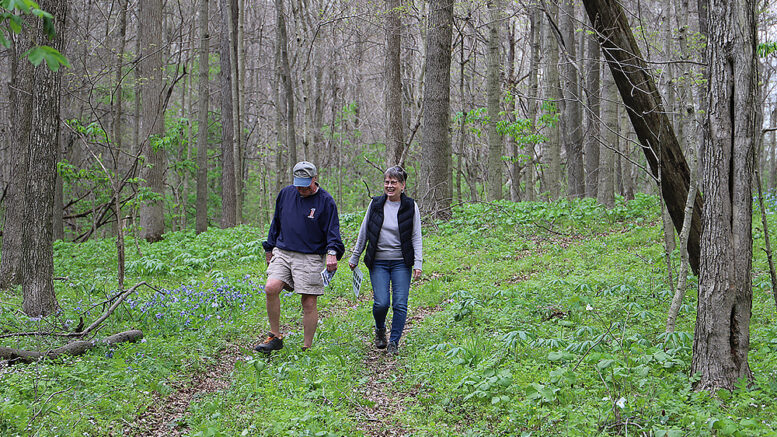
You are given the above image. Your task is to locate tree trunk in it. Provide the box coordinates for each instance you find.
[581,0,703,276]
[691,0,757,391]
[21,0,68,316]
[276,0,297,170]
[507,22,520,202]
[219,0,237,228]
[486,0,503,202]
[0,19,34,289]
[584,31,600,198]
[420,0,453,219]
[770,103,777,191]
[138,0,166,242]
[559,0,584,198]
[543,1,561,200]
[385,0,404,167]
[226,0,242,224]
[597,68,616,208]
[525,8,541,202]
[196,0,210,234]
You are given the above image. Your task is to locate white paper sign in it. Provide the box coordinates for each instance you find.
[320,268,336,287]
[352,267,364,298]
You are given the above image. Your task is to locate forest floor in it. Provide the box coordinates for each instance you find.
[5,196,777,436]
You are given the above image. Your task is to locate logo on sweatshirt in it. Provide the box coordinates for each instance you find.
[307,208,316,219]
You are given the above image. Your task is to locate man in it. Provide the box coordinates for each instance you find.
[256,161,344,353]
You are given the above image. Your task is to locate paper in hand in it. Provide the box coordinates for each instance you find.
[352,267,364,298]
[320,268,336,287]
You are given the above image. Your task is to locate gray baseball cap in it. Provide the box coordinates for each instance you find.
[293,161,317,186]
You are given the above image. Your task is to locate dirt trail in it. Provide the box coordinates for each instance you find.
[130,342,244,436]
[354,305,442,436]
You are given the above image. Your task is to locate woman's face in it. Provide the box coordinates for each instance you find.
[384,176,405,201]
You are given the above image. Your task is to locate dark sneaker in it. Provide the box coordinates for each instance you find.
[374,327,387,349]
[386,340,398,355]
[254,332,283,353]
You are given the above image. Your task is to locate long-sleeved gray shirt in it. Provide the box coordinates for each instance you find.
[349,199,423,271]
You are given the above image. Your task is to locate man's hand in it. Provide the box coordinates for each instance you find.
[413,269,422,281]
[326,254,338,272]
[265,251,273,265]
[348,262,356,271]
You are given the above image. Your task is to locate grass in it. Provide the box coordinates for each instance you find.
[2,193,777,436]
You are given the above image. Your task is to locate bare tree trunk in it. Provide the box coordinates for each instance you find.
[507,21,520,202]
[665,144,698,332]
[421,0,453,219]
[236,0,246,221]
[0,14,35,289]
[276,0,297,169]
[597,68,616,208]
[21,0,68,316]
[770,103,777,191]
[582,0,703,275]
[486,0,503,201]
[543,1,561,200]
[691,0,757,391]
[385,0,404,167]
[525,8,541,202]
[226,0,242,223]
[219,0,236,228]
[559,0,584,198]
[138,0,166,242]
[196,0,210,234]
[584,31,600,198]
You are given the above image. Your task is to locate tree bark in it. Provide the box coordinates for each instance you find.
[138,0,166,242]
[0,330,143,364]
[543,1,561,200]
[584,31,600,198]
[486,0,503,201]
[196,0,210,234]
[525,8,541,202]
[226,0,243,223]
[21,0,68,316]
[0,17,35,290]
[581,0,702,275]
[597,68,616,208]
[385,0,404,167]
[691,0,757,391]
[420,0,453,219]
[559,0,584,198]
[219,0,237,228]
[276,0,297,170]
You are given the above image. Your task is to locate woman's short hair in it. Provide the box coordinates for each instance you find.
[384,166,408,184]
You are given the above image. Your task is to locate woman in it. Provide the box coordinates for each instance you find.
[349,166,423,354]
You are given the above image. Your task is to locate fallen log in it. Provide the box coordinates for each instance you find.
[0,329,143,364]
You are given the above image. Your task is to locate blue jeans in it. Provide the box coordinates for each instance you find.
[369,259,411,344]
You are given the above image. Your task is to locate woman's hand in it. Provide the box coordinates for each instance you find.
[349,262,357,271]
[413,269,422,281]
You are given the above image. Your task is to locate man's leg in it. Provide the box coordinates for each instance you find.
[301,294,318,348]
[265,278,286,336]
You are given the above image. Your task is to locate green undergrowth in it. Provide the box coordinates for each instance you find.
[3,193,777,435]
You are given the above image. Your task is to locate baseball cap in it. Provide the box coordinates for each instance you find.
[293,161,317,187]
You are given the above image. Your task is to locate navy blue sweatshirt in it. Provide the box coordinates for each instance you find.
[262,185,345,258]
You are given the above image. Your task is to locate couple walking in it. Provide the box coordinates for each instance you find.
[254,161,423,355]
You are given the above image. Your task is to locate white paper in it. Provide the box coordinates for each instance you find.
[352,267,364,298]
[320,268,336,287]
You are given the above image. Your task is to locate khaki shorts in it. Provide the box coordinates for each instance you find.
[266,248,326,295]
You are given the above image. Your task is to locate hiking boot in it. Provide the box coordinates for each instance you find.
[386,340,398,355]
[374,327,387,349]
[254,332,283,353]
